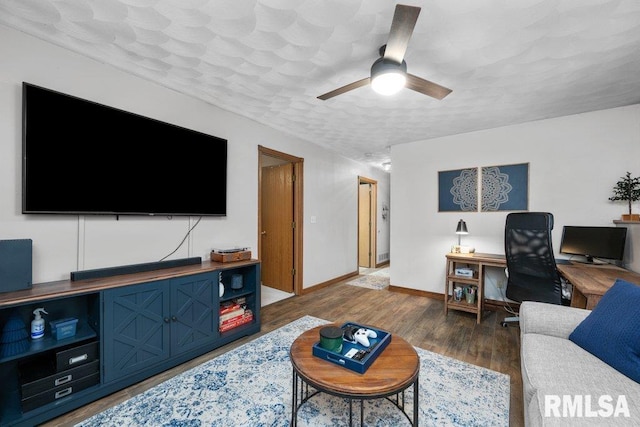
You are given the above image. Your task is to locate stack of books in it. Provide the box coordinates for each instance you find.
[219,297,253,332]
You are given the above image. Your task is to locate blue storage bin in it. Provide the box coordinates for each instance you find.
[50,318,78,340]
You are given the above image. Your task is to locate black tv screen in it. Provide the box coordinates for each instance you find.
[22,83,227,216]
[559,226,627,263]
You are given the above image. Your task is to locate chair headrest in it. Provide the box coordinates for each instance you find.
[505,212,553,231]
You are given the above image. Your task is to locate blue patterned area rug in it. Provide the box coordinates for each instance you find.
[76,316,509,426]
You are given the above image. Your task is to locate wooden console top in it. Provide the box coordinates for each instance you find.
[0,259,259,308]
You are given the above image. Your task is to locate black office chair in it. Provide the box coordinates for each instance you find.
[501,212,563,327]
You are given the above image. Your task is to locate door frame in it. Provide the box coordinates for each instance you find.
[358,176,377,269]
[258,145,304,295]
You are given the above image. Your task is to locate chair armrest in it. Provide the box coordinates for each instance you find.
[519,301,591,339]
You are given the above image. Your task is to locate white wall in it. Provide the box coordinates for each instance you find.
[391,105,640,299]
[0,24,390,287]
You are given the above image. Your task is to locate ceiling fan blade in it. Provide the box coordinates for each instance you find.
[317,77,370,100]
[384,4,421,64]
[406,73,452,100]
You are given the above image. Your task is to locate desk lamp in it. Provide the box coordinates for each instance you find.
[455,219,468,246]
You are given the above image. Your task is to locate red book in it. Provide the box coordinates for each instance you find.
[219,311,253,332]
[220,312,247,325]
[219,316,252,333]
[219,302,242,315]
[220,307,246,322]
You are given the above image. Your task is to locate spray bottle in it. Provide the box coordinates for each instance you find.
[31,308,48,340]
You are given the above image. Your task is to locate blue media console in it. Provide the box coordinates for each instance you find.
[0,259,261,427]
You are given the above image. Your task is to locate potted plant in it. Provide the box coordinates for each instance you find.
[609,171,640,221]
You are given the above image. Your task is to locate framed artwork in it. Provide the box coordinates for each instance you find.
[481,163,529,212]
[438,168,478,212]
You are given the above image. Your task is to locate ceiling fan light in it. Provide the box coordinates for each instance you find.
[370,58,407,96]
[371,72,406,95]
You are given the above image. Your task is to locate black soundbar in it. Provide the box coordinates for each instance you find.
[70,257,202,281]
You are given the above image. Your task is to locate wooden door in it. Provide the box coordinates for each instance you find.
[358,180,377,268]
[261,163,294,292]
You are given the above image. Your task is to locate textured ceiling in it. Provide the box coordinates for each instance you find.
[2,0,640,170]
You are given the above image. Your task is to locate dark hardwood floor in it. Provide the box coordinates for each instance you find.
[42,279,523,427]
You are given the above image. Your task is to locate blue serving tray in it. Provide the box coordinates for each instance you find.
[312,322,391,374]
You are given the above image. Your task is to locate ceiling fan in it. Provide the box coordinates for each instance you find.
[317,4,452,101]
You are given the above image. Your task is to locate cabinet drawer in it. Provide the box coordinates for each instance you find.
[21,372,100,413]
[21,359,100,398]
[56,341,98,371]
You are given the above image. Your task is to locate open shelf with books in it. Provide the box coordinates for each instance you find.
[217,263,260,337]
[219,297,254,333]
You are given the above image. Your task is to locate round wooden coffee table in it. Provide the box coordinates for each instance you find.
[289,324,420,426]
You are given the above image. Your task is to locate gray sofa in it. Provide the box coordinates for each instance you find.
[519,301,640,426]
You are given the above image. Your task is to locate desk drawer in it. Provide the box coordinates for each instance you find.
[21,359,100,398]
[56,341,98,371]
[21,371,100,412]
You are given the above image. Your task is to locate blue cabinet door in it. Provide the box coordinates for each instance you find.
[103,280,171,383]
[170,272,218,354]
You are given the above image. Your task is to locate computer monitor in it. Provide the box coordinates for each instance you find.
[559,226,627,263]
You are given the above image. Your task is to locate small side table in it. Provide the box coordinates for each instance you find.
[289,325,420,426]
[444,252,507,324]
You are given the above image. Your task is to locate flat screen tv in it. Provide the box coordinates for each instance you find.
[559,226,627,263]
[22,82,227,216]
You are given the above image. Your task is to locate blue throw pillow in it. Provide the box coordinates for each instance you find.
[569,279,640,383]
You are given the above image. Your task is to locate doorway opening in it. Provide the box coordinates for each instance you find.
[258,146,303,303]
[358,176,377,270]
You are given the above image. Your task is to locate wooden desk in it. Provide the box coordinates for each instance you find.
[557,263,640,310]
[445,253,640,313]
[445,253,507,324]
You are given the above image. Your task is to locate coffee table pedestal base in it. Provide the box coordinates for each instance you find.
[290,368,418,426]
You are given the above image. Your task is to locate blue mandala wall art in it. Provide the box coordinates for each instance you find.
[481,163,529,212]
[438,168,478,212]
